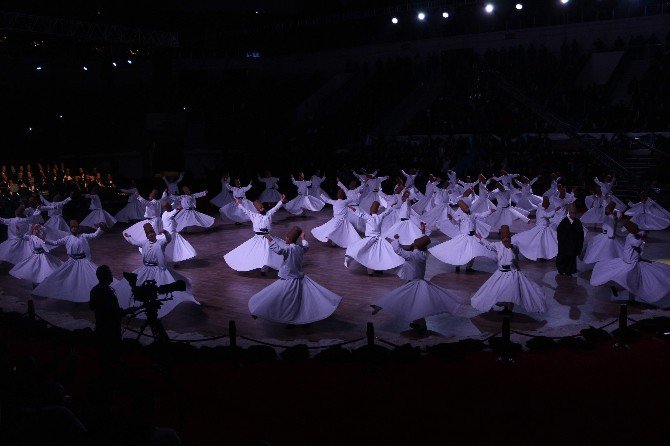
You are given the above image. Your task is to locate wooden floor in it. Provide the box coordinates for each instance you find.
[2,206,670,346]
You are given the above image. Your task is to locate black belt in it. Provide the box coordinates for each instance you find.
[468,231,475,236]
[69,253,86,259]
[255,230,269,235]
[234,196,244,199]
[143,261,158,266]
[499,265,511,272]
[186,207,195,210]
[401,218,409,221]
[602,230,609,234]
[33,248,45,254]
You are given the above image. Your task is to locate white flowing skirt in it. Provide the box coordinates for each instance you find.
[470,196,496,214]
[44,215,71,233]
[345,207,365,233]
[511,225,558,261]
[174,210,215,232]
[580,207,605,225]
[210,190,233,208]
[471,269,547,313]
[220,200,255,223]
[32,258,103,303]
[125,218,163,243]
[582,234,624,264]
[309,187,330,199]
[436,218,460,239]
[114,201,145,222]
[485,207,529,231]
[420,204,448,231]
[374,279,463,321]
[0,238,37,265]
[412,193,435,214]
[114,265,199,318]
[428,234,496,266]
[345,236,405,271]
[248,275,342,324]
[10,252,63,283]
[224,234,284,271]
[382,220,424,246]
[80,209,117,229]
[285,195,325,215]
[590,258,670,303]
[513,194,541,212]
[629,213,670,231]
[165,232,196,263]
[311,217,362,248]
[259,188,282,203]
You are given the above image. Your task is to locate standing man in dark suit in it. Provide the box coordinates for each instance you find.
[556,204,584,276]
[89,265,124,359]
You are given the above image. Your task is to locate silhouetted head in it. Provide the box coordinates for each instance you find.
[254,200,265,214]
[285,226,302,244]
[96,265,113,285]
[370,201,380,214]
[143,223,157,242]
[69,220,80,235]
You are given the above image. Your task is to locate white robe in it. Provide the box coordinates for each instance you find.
[374,240,463,321]
[381,200,424,246]
[511,177,542,211]
[162,209,196,263]
[224,201,285,272]
[582,211,624,264]
[220,184,255,223]
[248,240,342,324]
[33,228,105,303]
[0,211,45,264]
[285,177,325,215]
[124,193,167,242]
[338,181,366,232]
[162,173,183,196]
[258,177,281,203]
[485,189,530,231]
[624,198,670,231]
[511,206,558,261]
[309,175,329,199]
[40,196,72,236]
[9,234,63,283]
[210,178,233,207]
[114,188,145,222]
[172,191,215,231]
[428,210,497,267]
[311,197,361,248]
[115,232,200,318]
[590,233,670,303]
[345,208,404,271]
[470,239,547,312]
[80,194,117,228]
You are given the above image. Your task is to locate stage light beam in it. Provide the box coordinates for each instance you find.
[417,12,426,21]
[391,17,398,24]
[516,3,523,10]
[485,3,494,13]
[442,12,449,18]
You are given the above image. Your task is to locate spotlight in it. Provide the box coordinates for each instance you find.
[112,61,117,67]
[560,0,569,3]
[82,66,88,71]
[28,127,32,132]
[391,17,398,24]
[417,12,426,21]
[485,3,494,13]
[127,59,132,64]
[442,12,449,18]
[515,3,523,10]
[182,106,187,111]
[58,115,63,119]
[35,66,42,71]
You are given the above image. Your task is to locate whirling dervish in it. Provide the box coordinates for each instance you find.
[40,193,72,238]
[590,220,670,303]
[582,202,624,265]
[114,181,145,222]
[381,190,424,246]
[372,227,463,332]
[344,201,404,275]
[124,189,167,242]
[32,221,106,303]
[511,196,558,261]
[172,186,214,232]
[224,196,286,275]
[161,200,196,266]
[116,223,200,318]
[162,171,184,196]
[0,205,44,265]
[485,181,530,231]
[219,178,255,224]
[470,226,547,313]
[9,224,63,285]
[311,189,361,248]
[248,227,342,326]
[309,170,329,199]
[80,187,117,229]
[512,176,542,212]
[210,175,233,208]
[257,171,282,204]
[624,192,670,231]
[285,172,325,216]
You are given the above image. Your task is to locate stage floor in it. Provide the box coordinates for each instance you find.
[1,208,669,347]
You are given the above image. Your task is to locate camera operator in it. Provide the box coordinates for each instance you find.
[89,265,124,359]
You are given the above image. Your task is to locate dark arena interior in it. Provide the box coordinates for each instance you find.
[1,1,670,444]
